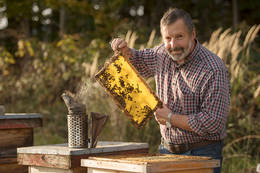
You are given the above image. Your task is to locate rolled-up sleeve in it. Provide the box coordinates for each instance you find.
[188,69,230,136]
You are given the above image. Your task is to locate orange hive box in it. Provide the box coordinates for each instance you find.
[95,54,162,128]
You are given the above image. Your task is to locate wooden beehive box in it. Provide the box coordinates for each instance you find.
[95,55,162,128]
[17,142,149,173]
[0,113,42,173]
[81,154,220,173]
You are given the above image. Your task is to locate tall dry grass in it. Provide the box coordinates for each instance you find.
[203,25,260,84]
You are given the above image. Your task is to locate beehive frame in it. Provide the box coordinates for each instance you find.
[95,54,162,128]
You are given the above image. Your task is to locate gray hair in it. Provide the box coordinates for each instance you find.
[160,8,194,34]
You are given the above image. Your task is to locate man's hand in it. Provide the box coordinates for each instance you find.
[154,104,193,131]
[154,104,172,125]
[110,38,132,58]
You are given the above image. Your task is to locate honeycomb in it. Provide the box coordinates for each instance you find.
[95,55,162,128]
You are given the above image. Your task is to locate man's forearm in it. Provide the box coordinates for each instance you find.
[170,114,193,132]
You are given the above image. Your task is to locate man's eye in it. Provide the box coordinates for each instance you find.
[176,35,183,39]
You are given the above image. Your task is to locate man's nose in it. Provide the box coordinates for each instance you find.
[170,38,176,48]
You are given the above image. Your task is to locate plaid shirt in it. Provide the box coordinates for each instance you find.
[130,40,230,144]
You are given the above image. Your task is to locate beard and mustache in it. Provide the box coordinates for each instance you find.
[166,39,192,62]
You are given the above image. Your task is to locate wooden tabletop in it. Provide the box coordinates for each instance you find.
[17,142,149,156]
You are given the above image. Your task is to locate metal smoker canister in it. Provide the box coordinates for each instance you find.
[67,114,88,148]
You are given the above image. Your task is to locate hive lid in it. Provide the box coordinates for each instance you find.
[95,54,162,128]
[87,153,212,163]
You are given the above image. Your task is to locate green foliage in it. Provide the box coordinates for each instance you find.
[0,35,110,140]
[0,47,15,74]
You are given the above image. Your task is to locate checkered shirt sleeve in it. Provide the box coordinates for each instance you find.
[187,69,230,136]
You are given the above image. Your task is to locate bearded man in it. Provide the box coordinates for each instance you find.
[111,8,230,173]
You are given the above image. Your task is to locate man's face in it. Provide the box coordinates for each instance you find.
[161,19,195,63]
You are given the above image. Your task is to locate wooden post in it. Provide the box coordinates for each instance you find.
[0,113,42,173]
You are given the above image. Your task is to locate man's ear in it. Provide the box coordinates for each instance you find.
[192,28,196,40]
